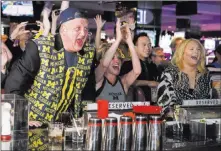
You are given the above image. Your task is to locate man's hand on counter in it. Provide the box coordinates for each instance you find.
[29,121,42,127]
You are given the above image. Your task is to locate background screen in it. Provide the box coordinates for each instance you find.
[204,38,216,50]
[174,31,185,38]
[2,1,33,17]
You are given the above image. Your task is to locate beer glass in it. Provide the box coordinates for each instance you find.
[48,122,64,150]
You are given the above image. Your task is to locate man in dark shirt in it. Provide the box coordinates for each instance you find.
[120,32,159,102]
[151,47,170,77]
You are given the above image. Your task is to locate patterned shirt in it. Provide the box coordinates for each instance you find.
[157,64,212,114]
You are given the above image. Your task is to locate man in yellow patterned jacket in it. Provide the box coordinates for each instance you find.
[5,8,95,124]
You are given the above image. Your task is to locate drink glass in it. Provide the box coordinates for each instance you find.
[48,122,64,150]
[173,108,188,139]
[72,118,85,150]
[151,88,158,104]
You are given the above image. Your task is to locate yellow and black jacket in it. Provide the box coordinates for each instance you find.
[5,34,95,123]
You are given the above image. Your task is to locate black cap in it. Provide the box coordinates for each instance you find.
[56,7,87,32]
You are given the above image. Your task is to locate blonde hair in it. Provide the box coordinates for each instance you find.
[96,43,112,60]
[96,43,127,61]
[171,38,206,74]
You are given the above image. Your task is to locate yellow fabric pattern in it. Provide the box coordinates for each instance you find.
[25,35,66,123]
[25,36,95,122]
[56,44,95,118]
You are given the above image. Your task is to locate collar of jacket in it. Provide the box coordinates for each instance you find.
[54,33,63,51]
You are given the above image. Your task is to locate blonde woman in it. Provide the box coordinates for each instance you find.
[157,39,212,116]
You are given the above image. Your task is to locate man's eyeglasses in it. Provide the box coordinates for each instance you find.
[153,55,165,58]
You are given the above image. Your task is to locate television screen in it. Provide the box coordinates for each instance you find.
[176,2,197,16]
[2,1,33,17]
[174,31,185,38]
[204,39,216,50]
[136,30,156,47]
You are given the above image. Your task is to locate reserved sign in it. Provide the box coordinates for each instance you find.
[87,102,150,111]
[182,99,221,106]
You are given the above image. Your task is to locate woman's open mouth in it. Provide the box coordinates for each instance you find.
[191,56,198,61]
[113,64,120,70]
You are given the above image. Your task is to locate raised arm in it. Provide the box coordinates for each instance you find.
[121,25,141,94]
[51,1,69,35]
[134,80,159,88]
[95,18,122,84]
[60,1,69,11]
[9,22,30,41]
[51,10,59,35]
[94,15,106,52]
[41,2,53,36]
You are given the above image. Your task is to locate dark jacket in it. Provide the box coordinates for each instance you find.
[4,38,24,71]
[120,59,159,102]
[4,40,40,95]
[1,39,24,88]
[1,72,7,85]
[4,35,96,101]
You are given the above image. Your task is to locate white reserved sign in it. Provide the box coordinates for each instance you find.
[86,102,150,111]
[182,99,221,106]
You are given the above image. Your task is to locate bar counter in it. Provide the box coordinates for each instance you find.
[1,128,221,151]
[1,97,221,151]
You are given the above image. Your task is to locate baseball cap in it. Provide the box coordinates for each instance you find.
[56,7,87,32]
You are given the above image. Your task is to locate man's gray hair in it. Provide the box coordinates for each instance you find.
[170,37,185,49]
[152,47,164,55]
